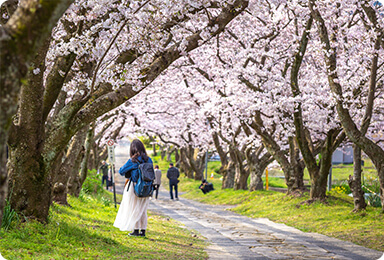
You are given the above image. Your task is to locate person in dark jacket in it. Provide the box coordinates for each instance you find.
[199,179,214,194]
[167,163,180,200]
[99,161,109,189]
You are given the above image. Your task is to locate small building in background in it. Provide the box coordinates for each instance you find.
[332,146,353,164]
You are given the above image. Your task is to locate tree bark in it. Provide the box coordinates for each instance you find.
[77,125,94,196]
[166,147,174,162]
[67,148,85,197]
[247,147,274,191]
[289,137,305,191]
[348,145,367,211]
[211,129,234,188]
[175,149,180,168]
[7,37,52,222]
[160,146,166,161]
[190,148,205,180]
[179,147,194,178]
[221,159,236,189]
[233,149,248,190]
[147,135,157,156]
[52,126,88,205]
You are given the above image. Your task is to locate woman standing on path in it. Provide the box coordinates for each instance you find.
[113,139,152,237]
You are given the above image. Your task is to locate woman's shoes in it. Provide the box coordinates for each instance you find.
[128,229,146,237]
[128,229,140,236]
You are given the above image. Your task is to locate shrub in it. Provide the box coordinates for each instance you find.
[101,196,112,207]
[82,169,103,195]
[363,176,380,194]
[1,199,19,231]
[367,194,381,207]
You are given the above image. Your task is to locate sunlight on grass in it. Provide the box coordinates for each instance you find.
[0,185,207,260]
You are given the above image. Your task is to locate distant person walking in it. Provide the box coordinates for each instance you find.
[99,161,109,190]
[167,163,180,200]
[153,165,162,199]
[114,139,152,237]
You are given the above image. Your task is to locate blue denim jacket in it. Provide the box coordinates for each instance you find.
[119,156,152,183]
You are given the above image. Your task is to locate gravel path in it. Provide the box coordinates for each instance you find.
[147,188,382,260]
[111,147,383,260]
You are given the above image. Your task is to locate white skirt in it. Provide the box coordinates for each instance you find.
[113,181,149,231]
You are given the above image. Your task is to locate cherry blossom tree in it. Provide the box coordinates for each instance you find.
[309,0,384,210]
[4,0,249,222]
[0,0,75,227]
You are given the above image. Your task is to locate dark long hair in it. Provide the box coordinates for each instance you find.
[130,139,148,162]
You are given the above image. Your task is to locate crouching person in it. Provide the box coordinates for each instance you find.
[199,179,214,194]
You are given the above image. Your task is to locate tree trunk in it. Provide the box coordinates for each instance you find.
[221,160,235,189]
[92,144,99,171]
[309,173,328,199]
[179,148,193,178]
[249,119,298,194]
[7,38,50,222]
[166,147,174,162]
[8,146,51,222]
[307,130,341,200]
[249,165,264,191]
[234,166,249,190]
[233,147,248,190]
[87,148,95,170]
[0,141,8,228]
[152,143,157,156]
[348,145,367,211]
[67,147,85,197]
[211,129,232,188]
[248,150,273,192]
[52,126,88,205]
[77,125,94,196]
[289,137,305,190]
[160,146,166,161]
[175,149,180,168]
[191,148,205,181]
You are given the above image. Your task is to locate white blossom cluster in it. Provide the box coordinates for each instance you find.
[49,0,384,154]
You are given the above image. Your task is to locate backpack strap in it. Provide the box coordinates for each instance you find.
[126,178,132,192]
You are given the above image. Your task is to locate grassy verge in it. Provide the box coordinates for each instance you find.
[0,172,207,260]
[178,176,384,252]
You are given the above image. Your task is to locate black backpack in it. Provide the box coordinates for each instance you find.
[127,162,155,197]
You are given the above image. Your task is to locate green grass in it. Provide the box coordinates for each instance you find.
[0,172,207,260]
[178,176,384,252]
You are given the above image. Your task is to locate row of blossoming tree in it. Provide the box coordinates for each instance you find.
[1,0,383,226]
[110,0,384,213]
